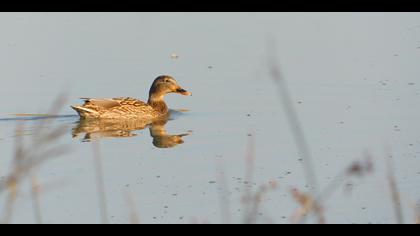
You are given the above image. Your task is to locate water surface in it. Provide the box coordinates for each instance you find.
[0,12,420,224]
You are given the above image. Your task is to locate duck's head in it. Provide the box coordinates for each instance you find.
[148,75,191,102]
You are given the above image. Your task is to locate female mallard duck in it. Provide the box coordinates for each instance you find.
[71,75,191,119]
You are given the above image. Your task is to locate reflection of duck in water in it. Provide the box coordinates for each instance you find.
[149,119,191,148]
[71,75,191,120]
[72,115,191,148]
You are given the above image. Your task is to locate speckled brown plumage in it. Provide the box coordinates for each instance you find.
[71,75,191,119]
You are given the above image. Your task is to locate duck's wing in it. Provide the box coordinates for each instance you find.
[80,97,147,109]
[112,97,148,107]
[80,98,121,109]
[72,97,150,118]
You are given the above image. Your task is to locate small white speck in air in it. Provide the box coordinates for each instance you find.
[170,53,179,59]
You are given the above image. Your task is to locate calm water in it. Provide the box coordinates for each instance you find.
[0,13,420,224]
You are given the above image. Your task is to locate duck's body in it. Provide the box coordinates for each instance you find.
[71,75,191,120]
[71,97,164,119]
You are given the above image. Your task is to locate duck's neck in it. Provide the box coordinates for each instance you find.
[148,96,168,114]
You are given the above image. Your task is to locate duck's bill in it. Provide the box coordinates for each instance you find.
[176,88,192,96]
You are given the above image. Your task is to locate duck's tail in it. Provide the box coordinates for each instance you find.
[71,105,99,118]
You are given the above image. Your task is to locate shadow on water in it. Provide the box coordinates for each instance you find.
[72,109,192,148]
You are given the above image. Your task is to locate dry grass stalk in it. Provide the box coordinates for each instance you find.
[92,141,109,224]
[216,135,278,224]
[1,182,19,224]
[31,176,43,224]
[384,148,404,224]
[0,94,69,224]
[291,156,374,224]
[242,181,278,224]
[124,191,140,224]
[290,187,324,224]
[215,160,231,224]
[266,40,323,224]
[242,134,256,224]
[267,41,318,195]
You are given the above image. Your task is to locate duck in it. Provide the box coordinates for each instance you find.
[71,75,191,119]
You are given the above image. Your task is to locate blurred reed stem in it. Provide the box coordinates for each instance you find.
[215,159,231,224]
[92,141,109,224]
[124,191,140,224]
[267,40,318,195]
[385,147,404,224]
[31,176,43,224]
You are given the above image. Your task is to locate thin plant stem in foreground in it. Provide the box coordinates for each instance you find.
[266,40,318,195]
[1,183,19,224]
[242,134,256,224]
[291,155,373,224]
[0,94,69,224]
[92,141,109,224]
[385,147,404,224]
[31,176,43,224]
[124,191,140,224]
[216,160,231,224]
